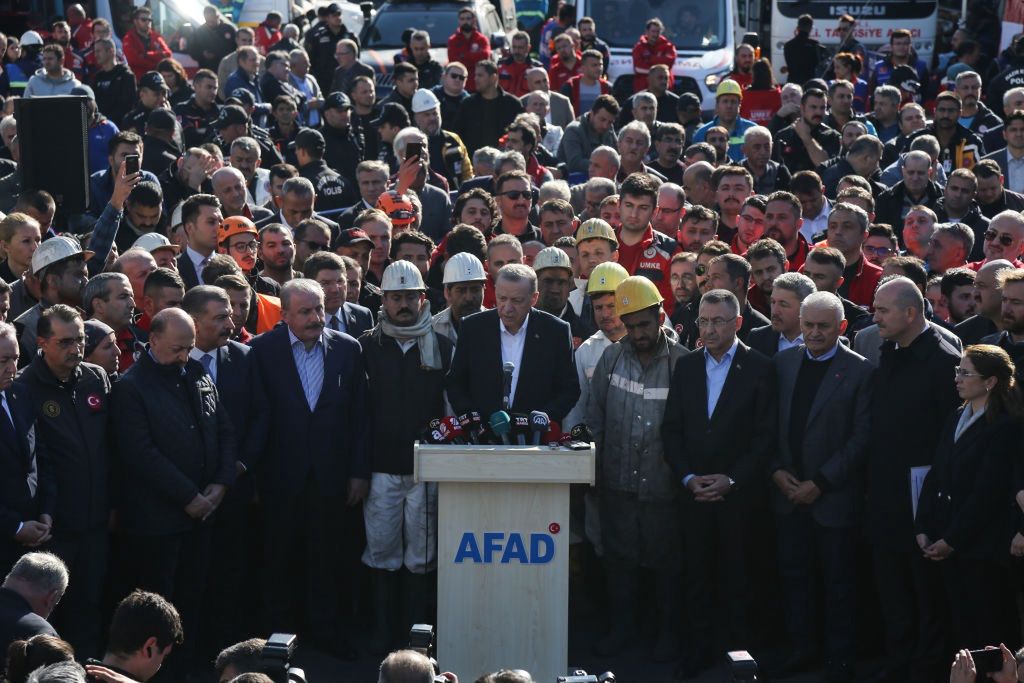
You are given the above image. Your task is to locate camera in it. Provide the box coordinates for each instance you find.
[557,670,615,683]
[409,624,446,683]
[260,633,307,683]
[727,650,758,682]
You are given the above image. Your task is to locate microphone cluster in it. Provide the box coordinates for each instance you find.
[420,411,564,446]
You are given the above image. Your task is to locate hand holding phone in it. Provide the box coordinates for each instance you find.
[123,154,140,176]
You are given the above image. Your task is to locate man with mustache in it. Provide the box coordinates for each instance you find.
[712,167,754,246]
[774,89,841,174]
[248,279,369,659]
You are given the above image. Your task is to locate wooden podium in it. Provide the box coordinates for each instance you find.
[414,443,595,683]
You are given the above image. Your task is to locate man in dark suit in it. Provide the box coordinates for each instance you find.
[111,308,237,674]
[662,289,776,679]
[181,285,266,653]
[769,292,872,682]
[253,176,341,242]
[746,272,817,357]
[0,323,53,573]
[0,552,64,674]
[303,252,374,337]
[980,110,1024,188]
[705,253,770,342]
[249,278,369,659]
[176,194,225,291]
[865,277,961,683]
[446,263,580,423]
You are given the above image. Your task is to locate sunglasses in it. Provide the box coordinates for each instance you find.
[984,229,1015,247]
[448,73,466,80]
[500,190,530,200]
[301,240,328,252]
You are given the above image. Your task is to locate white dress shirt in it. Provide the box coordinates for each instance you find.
[500,314,530,406]
[778,334,804,353]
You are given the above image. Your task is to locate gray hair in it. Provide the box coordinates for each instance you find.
[230,136,260,156]
[743,125,772,144]
[283,24,300,40]
[82,272,130,318]
[591,145,621,168]
[781,82,803,98]
[26,661,86,683]
[800,290,844,323]
[955,70,981,86]
[472,146,501,169]
[773,272,817,301]
[356,160,390,180]
[584,176,616,196]
[0,320,18,346]
[699,288,740,317]
[496,263,538,293]
[633,91,657,109]
[1005,86,1024,108]
[526,90,549,107]
[538,179,571,202]
[903,149,932,169]
[4,552,69,595]
[873,85,901,106]
[908,136,939,159]
[830,201,869,233]
[848,134,882,157]
[495,150,526,173]
[0,115,17,136]
[934,222,975,259]
[281,176,314,198]
[280,278,324,310]
[393,126,428,161]
[617,120,651,148]
[181,285,231,317]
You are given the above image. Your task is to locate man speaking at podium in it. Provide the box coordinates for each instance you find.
[446,263,580,425]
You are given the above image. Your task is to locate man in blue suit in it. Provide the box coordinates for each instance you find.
[182,285,267,652]
[249,278,369,659]
[303,252,374,337]
[0,322,53,573]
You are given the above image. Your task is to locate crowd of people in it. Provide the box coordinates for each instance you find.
[1,3,1024,683]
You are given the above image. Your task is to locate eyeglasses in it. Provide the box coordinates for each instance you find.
[500,190,530,200]
[658,206,682,214]
[985,229,1016,247]
[301,240,328,252]
[54,336,86,349]
[695,263,708,276]
[697,316,737,329]
[954,366,984,378]
[231,240,259,253]
[863,245,893,257]
[738,214,765,226]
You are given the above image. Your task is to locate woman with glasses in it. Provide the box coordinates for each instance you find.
[916,344,1023,650]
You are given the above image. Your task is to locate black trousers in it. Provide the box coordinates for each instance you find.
[262,479,348,642]
[871,545,949,683]
[776,507,856,667]
[48,527,108,658]
[941,554,1019,652]
[682,496,751,653]
[119,524,214,673]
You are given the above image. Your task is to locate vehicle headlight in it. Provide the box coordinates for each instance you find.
[704,69,730,89]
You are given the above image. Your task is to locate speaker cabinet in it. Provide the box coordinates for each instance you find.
[15,96,90,214]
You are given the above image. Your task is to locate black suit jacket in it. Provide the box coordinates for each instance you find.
[746,325,780,357]
[176,251,200,290]
[739,302,769,343]
[249,326,369,502]
[661,342,777,492]
[445,308,580,422]
[0,588,56,676]
[0,387,52,544]
[211,341,267,473]
[339,302,374,338]
[772,344,873,528]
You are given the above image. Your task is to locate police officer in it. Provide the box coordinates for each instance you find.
[321,92,364,187]
[359,260,452,651]
[121,71,169,134]
[293,128,357,213]
[208,104,284,169]
[305,2,357,92]
[587,276,688,660]
[14,304,111,658]
[174,69,221,149]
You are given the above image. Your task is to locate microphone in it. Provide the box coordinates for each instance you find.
[543,419,562,445]
[488,411,512,445]
[457,414,477,444]
[422,418,446,444]
[440,416,466,445]
[529,411,550,445]
[502,361,515,411]
[570,423,593,443]
[511,413,530,445]
[469,411,484,443]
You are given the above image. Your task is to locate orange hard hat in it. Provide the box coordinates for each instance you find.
[375,191,417,227]
[219,215,258,244]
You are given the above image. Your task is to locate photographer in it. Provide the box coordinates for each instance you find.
[378,650,438,683]
[214,638,266,683]
[84,590,182,683]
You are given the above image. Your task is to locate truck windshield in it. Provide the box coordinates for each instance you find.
[585,0,726,51]
[364,10,453,48]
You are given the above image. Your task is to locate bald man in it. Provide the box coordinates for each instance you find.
[864,276,961,683]
[111,307,237,674]
[211,167,273,222]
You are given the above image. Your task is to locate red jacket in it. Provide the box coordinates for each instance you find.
[447,30,491,92]
[561,74,611,114]
[255,24,282,55]
[548,52,581,93]
[498,55,542,97]
[122,28,172,80]
[740,87,781,126]
[788,234,811,272]
[617,225,678,303]
[631,35,675,93]
[840,255,883,308]
[70,19,93,50]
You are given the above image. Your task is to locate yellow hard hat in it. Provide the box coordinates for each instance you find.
[615,275,663,317]
[575,218,618,246]
[716,79,743,100]
[587,262,629,295]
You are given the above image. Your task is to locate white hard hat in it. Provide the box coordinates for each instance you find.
[32,235,92,275]
[533,246,572,273]
[381,259,426,291]
[19,31,43,47]
[411,88,440,114]
[443,252,486,284]
[133,232,181,256]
